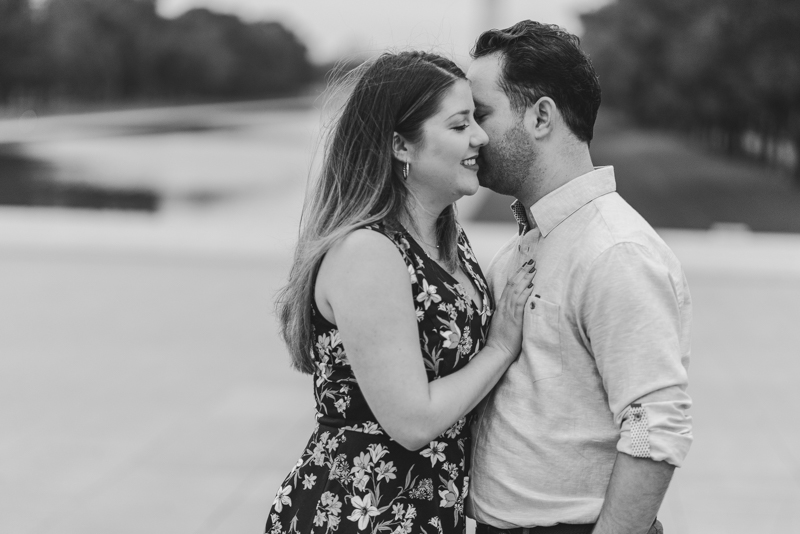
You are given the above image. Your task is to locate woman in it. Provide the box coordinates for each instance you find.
[266,51,536,534]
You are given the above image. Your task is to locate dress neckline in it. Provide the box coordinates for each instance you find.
[401,228,486,313]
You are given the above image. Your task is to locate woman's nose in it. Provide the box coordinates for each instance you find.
[472,123,489,147]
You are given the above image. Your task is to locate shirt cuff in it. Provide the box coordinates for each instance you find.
[617,400,693,467]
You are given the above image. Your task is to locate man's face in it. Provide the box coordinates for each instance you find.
[467,53,535,198]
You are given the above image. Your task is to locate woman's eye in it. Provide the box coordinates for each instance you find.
[453,124,469,131]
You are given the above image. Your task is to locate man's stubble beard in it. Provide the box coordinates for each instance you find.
[477,120,536,198]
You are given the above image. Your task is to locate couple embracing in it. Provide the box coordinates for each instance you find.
[267,20,692,534]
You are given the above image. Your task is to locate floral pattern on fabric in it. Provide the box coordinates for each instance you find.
[265,222,492,534]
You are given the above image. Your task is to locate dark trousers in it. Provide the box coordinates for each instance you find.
[475,518,663,534]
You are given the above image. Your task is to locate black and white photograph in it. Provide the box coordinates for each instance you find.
[1,0,799,533]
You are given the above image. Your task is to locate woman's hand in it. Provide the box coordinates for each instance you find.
[485,259,537,361]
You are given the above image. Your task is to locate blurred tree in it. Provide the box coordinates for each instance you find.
[0,0,38,102]
[0,0,312,107]
[41,0,161,101]
[150,9,310,98]
[582,0,800,182]
[231,21,312,95]
[147,9,241,98]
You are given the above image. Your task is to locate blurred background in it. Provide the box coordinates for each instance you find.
[1,0,799,532]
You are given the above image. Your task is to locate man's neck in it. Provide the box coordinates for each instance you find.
[517,144,594,209]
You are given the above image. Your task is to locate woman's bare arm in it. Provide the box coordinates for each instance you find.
[316,229,534,450]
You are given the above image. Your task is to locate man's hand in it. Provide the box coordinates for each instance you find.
[592,452,675,534]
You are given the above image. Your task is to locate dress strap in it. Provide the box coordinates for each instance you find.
[361,222,416,271]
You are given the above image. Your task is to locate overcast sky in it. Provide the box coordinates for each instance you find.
[157,0,613,64]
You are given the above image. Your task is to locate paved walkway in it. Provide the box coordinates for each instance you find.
[2,207,799,533]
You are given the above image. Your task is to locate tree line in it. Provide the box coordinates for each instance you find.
[581,0,800,183]
[0,0,313,108]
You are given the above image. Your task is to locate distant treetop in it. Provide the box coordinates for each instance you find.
[0,0,314,107]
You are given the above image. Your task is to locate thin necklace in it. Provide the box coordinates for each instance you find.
[413,233,439,249]
[404,226,442,262]
[404,226,439,249]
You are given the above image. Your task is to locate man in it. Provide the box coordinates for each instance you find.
[466,21,693,534]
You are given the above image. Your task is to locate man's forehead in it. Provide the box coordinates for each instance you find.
[467,54,504,95]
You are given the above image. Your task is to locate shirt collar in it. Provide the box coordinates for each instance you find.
[510,166,616,238]
[510,199,533,235]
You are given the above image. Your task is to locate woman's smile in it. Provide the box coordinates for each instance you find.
[461,156,479,170]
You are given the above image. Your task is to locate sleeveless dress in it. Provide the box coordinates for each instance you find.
[265,223,493,534]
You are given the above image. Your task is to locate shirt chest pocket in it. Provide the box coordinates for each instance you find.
[521,297,562,382]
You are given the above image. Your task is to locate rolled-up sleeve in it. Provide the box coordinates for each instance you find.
[578,242,693,467]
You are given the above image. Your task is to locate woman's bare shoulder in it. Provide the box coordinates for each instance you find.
[316,227,414,322]
[320,228,409,288]
[327,228,403,264]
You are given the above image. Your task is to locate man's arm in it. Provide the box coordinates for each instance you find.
[578,242,693,532]
[592,453,674,534]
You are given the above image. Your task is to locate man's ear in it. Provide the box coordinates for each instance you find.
[523,97,557,140]
[392,132,411,162]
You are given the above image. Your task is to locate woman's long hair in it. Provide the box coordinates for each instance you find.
[277,51,467,374]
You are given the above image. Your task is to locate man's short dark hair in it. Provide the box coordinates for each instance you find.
[472,20,601,144]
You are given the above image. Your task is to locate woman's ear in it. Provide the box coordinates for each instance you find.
[392,132,410,162]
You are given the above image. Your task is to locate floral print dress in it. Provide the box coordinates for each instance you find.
[266,222,493,534]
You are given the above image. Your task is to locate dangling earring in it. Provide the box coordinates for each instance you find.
[403,161,410,181]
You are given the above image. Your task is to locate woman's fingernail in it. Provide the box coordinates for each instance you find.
[529,266,536,273]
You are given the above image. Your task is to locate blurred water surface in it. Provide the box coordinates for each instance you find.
[0,98,321,259]
[1,97,316,215]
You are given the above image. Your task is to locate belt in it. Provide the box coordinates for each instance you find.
[476,522,594,534]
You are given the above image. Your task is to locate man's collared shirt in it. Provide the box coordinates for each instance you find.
[468,166,693,528]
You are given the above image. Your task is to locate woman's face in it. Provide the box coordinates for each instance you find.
[406,79,489,205]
